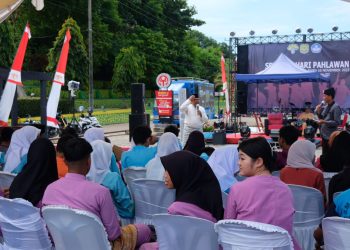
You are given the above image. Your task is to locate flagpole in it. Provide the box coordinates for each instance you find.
[88,0,94,112]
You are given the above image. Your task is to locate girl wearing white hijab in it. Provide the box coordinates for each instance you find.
[207,145,239,192]
[84,127,121,174]
[146,132,181,181]
[4,126,41,174]
[280,140,326,200]
[83,127,105,143]
[87,140,134,218]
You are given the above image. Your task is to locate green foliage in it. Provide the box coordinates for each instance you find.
[46,18,89,89]
[17,98,70,117]
[112,47,145,92]
[0,20,16,68]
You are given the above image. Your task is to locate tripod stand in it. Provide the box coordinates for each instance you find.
[68,91,82,134]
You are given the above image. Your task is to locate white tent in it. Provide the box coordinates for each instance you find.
[0,0,44,23]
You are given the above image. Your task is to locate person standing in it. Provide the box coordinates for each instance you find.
[179,94,208,145]
[315,87,342,155]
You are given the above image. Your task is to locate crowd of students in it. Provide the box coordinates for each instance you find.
[0,123,350,249]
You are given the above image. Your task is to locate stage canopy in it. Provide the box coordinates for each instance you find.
[236,53,330,83]
[1,0,44,23]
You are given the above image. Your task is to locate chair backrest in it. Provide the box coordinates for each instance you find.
[268,113,283,124]
[288,184,324,225]
[214,219,293,250]
[0,171,16,190]
[42,205,111,250]
[272,170,280,177]
[122,167,146,189]
[0,197,52,250]
[339,113,348,128]
[322,217,350,250]
[221,192,228,209]
[153,214,219,250]
[130,179,175,224]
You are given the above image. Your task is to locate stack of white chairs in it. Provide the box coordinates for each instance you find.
[0,197,52,250]
[153,214,219,250]
[130,179,175,224]
[214,219,293,250]
[322,217,350,250]
[288,184,324,250]
[42,205,111,250]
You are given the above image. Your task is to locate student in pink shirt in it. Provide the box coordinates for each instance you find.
[225,137,301,250]
[140,151,223,250]
[42,138,151,250]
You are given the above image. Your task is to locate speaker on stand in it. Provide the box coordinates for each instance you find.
[129,83,150,141]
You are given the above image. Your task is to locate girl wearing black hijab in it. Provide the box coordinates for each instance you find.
[183,131,205,156]
[162,150,223,222]
[9,138,58,207]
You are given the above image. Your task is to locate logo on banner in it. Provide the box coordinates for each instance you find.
[299,44,309,54]
[156,73,171,89]
[311,43,322,53]
[287,44,299,54]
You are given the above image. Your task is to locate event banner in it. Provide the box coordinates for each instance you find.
[247,40,350,110]
[155,90,173,116]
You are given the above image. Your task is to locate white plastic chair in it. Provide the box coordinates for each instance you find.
[0,171,16,190]
[322,217,350,250]
[153,214,219,250]
[130,179,175,224]
[0,197,52,250]
[272,170,281,177]
[221,192,228,209]
[122,167,146,191]
[214,219,293,250]
[288,184,324,250]
[42,205,111,250]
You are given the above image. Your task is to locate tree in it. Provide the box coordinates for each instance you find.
[46,18,89,89]
[0,20,16,68]
[112,47,145,92]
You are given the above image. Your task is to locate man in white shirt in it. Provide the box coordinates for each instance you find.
[180,94,208,145]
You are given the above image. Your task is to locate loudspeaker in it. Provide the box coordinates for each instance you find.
[131,83,145,114]
[129,114,150,141]
[237,82,247,114]
[212,130,227,145]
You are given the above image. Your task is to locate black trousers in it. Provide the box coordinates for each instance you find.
[321,137,329,155]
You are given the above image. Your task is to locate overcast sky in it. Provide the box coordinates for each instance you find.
[187,0,350,43]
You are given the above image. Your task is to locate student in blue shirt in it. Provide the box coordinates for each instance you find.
[121,126,157,170]
[87,140,134,219]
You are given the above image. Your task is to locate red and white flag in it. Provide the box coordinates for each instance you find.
[46,29,71,128]
[221,55,230,122]
[0,24,31,127]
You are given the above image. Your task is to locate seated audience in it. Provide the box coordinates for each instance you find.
[8,138,58,207]
[145,133,181,181]
[140,151,223,250]
[164,125,182,149]
[280,140,326,201]
[298,103,315,135]
[88,140,134,219]
[273,125,299,171]
[3,126,41,174]
[121,126,157,170]
[0,127,14,153]
[183,130,212,160]
[56,134,77,178]
[42,138,151,249]
[207,145,239,193]
[84,127,120,173]
[225,137,300,250]
[327,131,350,204]
[314,187,350,249]
[319,130,348,172]
[0,127,14,168]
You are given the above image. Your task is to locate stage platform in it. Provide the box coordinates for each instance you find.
[204,131,322,147]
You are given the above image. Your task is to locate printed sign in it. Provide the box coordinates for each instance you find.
[156,73,171,88]
[155,90,173,116]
